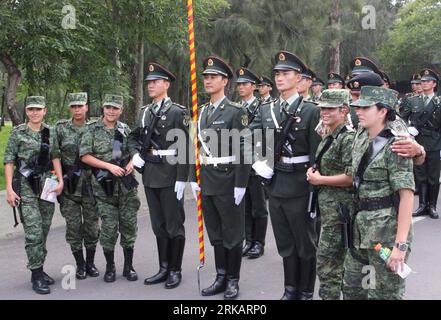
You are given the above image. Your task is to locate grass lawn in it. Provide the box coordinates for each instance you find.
[0,123,12,190]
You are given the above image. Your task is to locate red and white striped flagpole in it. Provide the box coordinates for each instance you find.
[187,0,205,294]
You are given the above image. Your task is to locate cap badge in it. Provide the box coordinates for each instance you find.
[149,65,154,72]
[207,59,214,66]
[355,59,362,66]
[279,53,286,61]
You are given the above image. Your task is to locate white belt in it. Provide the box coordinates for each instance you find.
[199,155,236,165]
[151,149,177,156]
[280,155,310,164]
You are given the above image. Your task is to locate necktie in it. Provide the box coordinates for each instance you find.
[424,95,430,106]
[207,103,215,118]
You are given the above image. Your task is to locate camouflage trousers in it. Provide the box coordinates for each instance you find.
[59,193,100,252]
[317,224,347,300]
[95,187,140,252]
[20,192,54,270]
[343,247,406,300]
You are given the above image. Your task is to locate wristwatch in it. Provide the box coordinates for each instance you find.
[396,242,409,252]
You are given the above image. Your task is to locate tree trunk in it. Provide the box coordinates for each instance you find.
[329,0,341,74]
[0,51,22,125]
[127,40,144,127]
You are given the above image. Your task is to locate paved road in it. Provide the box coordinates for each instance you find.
[0,185,440,300]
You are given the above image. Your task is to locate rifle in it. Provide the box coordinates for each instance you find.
[135,99,165,172]
[337,202,352,249]
[273,97,304,162]
[11,170,21,227]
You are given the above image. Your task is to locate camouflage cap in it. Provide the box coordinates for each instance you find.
[350,86,398,109]
[102,94,123,108]
[68,92,88,107]
[26,96,46,109]
[317,89,350,108]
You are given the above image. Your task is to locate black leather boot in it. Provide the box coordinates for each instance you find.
[31,267,50,295]
[73,250,87,280]
[201,245,227,296]
[297,257,316,300]
[144,237,169,285]
[280,255,299,300]
[165,237,185,289]
[103,250,116,283]
[224,245,242,300]
[428,184,440,219]
[85,248,99,277]
[42,270,55,285]
[123,248,138,281]
[413,183,428,217]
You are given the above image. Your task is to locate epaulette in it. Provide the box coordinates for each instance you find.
[229,101,242,109]
[86,119,98,126]
[13,123,27,132]
[199,103,209,109]
[345,125,355,132]
[261,98,278,106]
[56,119,69,126]
[172,102,187,109]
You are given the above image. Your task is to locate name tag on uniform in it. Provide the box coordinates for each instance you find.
[213,121,225,125]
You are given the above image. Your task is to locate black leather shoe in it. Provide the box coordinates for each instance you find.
[429,206,440,219]
[247,241,264,259]
[224,278,239,300]
[144,267,168,285]
[43,271,55,285]
[298,291,313,300]
[86,249,99,277]
[201,274,227,296]
[31,268,51,295]
[165,271,182,289]
[414,183,428,217]
[280,286,298,300]
[242,241,253,257]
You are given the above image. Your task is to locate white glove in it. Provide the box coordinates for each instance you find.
[174,181,186,201]
[190,182,201,201]
[408,126,419,137]
[132,153,145,169]
[252,160,274,179]
[234,187,246,206]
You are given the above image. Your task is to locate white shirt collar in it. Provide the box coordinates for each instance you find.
[280,93,300,107]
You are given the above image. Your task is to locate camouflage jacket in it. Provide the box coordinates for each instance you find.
[3,123,60,197]
[352,122,414,249]
[316,123,355,227]
[79,117,134,196]
[56,119,91,197]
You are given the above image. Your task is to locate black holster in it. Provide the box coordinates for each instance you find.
[27,173,43,196]
[93,169,115,197]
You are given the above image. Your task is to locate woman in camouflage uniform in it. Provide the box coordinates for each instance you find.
[306,89,355,300]
[4,96,64,295]
[344,86,414,300]
[56,92,100,280]
[80,94,140,283]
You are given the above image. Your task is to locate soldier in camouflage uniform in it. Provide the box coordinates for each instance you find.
[306,90,354,300]
[344,86,414,300]
[80,94,141,283]
[56,92,100,280]
[129,63,190,289]
[4,96,64,294]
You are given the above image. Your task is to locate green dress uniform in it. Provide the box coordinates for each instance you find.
[400,69,441,219]
[313,90,355,300]
[56,93,100,279]
[190,56,251,300]
[3,96,59,294]
[128,63,190,289]
[79,94,140,283]
[236,67,269,259]
[344,86,414,300]
[251,51,321,300]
